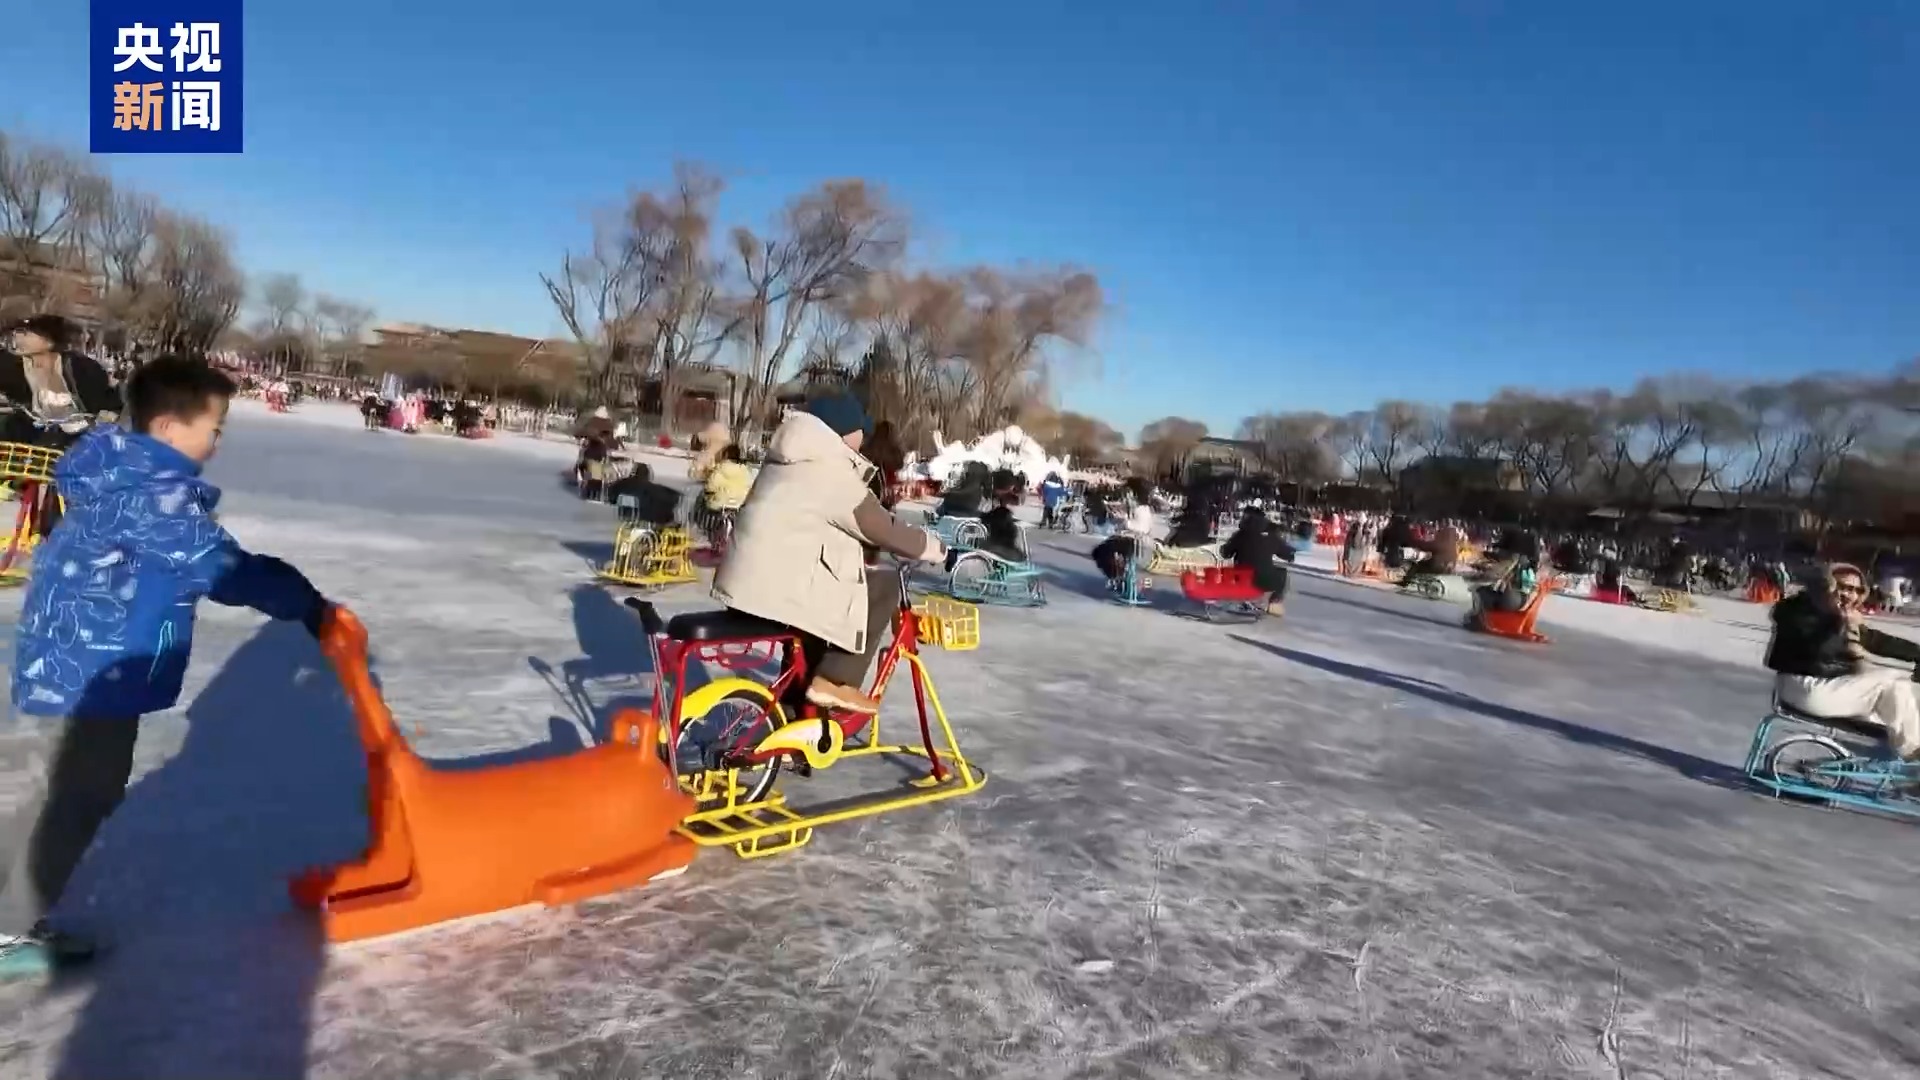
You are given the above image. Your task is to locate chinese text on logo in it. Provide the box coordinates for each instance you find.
[91,2,244,153]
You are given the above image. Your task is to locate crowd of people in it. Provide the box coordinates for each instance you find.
[3,314,1919,982]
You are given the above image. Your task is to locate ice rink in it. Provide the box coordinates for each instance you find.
[2,401,1918,1079]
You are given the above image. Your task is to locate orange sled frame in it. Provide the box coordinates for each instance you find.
[1477,577,1555,644]
[290,609,697,944]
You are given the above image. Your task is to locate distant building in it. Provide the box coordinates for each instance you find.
[1187,436,1263,476]
[0,239,102,327]
[1401,455,1526,495]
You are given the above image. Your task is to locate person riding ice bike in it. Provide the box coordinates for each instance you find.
[1398,520,1463,592]
[1766,562,1920,760]
[711,394,946,716]
[0,316,120,539]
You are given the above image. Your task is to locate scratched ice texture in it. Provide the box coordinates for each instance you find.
[1,399,1917,1080]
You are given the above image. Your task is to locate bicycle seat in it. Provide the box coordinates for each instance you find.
[663,608,793,643]
[1770,696,1887,742]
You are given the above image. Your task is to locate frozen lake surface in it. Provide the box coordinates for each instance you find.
[2,401,1918,1079]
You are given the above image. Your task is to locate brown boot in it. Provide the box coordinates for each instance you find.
[806,677,881,714]
[1266,600,1285,618]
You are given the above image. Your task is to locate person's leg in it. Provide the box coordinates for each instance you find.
[0,716,139,960]
[33,484,61,539]
[811,572,903,709]
[1465,586,1494,628]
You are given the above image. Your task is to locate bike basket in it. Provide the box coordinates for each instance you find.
[913,596,981,651]
[0,443,59,483]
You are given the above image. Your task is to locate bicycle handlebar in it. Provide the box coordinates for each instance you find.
[0,403,104,430]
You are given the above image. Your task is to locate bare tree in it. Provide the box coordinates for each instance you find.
[1238,411,1340,484]
[1367,400,1425,491]
[542,194,666,406]
[1053,410,1125,466]
[952,267,1104,435]
[1782,375,1878,510]
[0,133,101,319]
[732,179,905,430]
[311,294,374,375]
[1332,410,1373,481]
[130,212,244,353]
[1138,416,1208,481]
[845,271,969,449]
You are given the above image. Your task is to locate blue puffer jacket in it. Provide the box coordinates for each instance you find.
[12,425,321,719]
[1040,475,1066,511]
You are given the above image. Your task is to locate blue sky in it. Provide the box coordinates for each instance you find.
[6,1,1918,437]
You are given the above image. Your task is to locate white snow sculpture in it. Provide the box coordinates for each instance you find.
[921,425,1071,491]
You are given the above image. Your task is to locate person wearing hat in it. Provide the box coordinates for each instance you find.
[713,393,945,714]
[571,405,621,496]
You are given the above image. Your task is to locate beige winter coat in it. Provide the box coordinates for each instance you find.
[713,412,932,652]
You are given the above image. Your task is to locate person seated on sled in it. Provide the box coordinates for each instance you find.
[947,494,1027,571]
[713,394,945,715]
[1595,552,1639,605]
[1221,507,1295,617]
[936,461,992,520]
[0,316,121,538]
[1083,483,1117,531]
[702,442,754,512]
[1400,519,1463,586]
[1092,478,1156,585]
[1165,486,1215,549]
[1376,515,1415,574]
[989,467,1022,508]
[1466,550,1537,629]
[607,462,681,527]
[573,406,620,490]
[1767,562,1920,758]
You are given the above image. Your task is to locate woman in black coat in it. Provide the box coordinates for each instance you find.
[1221,509,1295,615]
[0,315,120,445]
[0,316,121,538]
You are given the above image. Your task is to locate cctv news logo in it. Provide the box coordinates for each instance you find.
[90,0,245,154]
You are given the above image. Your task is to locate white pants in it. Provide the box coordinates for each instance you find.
[1777,670,1920,757]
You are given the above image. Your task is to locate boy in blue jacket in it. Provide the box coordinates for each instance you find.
[0,356,330,977]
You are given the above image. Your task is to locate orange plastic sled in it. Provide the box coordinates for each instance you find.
[289,608,697,943]
[1479,578,1554,644]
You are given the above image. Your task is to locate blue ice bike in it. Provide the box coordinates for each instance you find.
[1745,689,1920,820]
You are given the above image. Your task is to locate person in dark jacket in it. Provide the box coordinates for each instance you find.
[1220,508,1295,616]
[1377,515,1415,571]
[1165,486,1214,549]
[0,317,120,445]
[1401,520,1463,584]
[606,462,681,526]
[1767,562,1920,757]
[935,462,992,519]
[1,316,123,541]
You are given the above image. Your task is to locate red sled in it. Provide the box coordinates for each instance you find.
[1180,565,1271,622]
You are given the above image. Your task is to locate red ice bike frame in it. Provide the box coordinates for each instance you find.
[624,562,987,860]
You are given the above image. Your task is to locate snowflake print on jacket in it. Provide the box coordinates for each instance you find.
[12,424,320,719]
